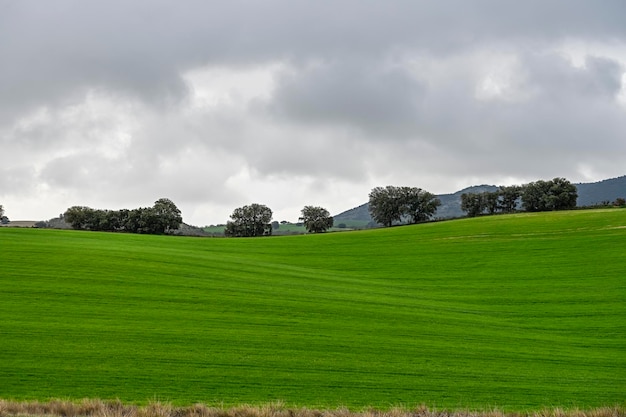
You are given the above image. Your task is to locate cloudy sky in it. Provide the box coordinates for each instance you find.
[1,1,625,225]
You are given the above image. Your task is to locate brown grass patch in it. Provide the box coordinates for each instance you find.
[0,400,623,417]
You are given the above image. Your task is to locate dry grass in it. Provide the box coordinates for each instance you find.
[0,401,623,417]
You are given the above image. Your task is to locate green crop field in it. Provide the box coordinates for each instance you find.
[0,209,624,410]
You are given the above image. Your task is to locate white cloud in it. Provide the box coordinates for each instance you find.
[473,53,530,102]
[183,63,283,110]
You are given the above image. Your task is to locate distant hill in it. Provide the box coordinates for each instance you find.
[435,184,499,219]
[575,175,626,206]
[334,175,626,225]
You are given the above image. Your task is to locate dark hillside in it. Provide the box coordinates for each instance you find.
[332,203,369,222]
[576,175,626,206]
[434,184,499,219]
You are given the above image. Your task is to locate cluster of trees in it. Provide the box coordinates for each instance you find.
[521,178,578,212]
[224,203,274,237]
[300,206,334,233]
[461,185,523,217]
[224,203,335,237]
[64,198,182,234]
[461,178,578,217]
[368,186,441,227]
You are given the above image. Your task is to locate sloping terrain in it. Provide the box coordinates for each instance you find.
[0,210,624,409]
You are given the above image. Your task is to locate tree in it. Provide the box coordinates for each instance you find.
[461,193,484,217]
[521,178,577,212]
[460,191,501,217]
[106,209,128,232]
[85,208,107,231]
[123,208,145,233]
[225,203,273,237]
[151,198,183,234]
[499,185,522,213]
[521,180,550,212]
[368,186,404,227]
[401,187,441,223]
[300,206,334,233]
[482,192,500,215]
[64,206,93,230]
[547,177,577,210]
[369,185,440,226]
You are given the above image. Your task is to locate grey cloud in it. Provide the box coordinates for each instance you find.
[36,146,246,210]
[3,0,626,119]
[262,48,626,181]
[266,49,625,144]
[246,132,370,181]
[499,54,626,150]
[524,54,624,101]
[0,165,37,194]
[417,52,625,153]
[268,61,424,135]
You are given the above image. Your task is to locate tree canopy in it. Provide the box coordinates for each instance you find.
[461,178,577,217]
[224,203,273,237]
[64,199,182,234]
[402,187,441,223]
[460,187,521,218]
[152,198,183,234]
[300,206,334,233]
[521,178,577,212]
[460,193,486,218]
[368,186,404,227]
[369,186,441,227]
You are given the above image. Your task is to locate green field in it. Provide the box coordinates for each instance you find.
[1,210,624,410]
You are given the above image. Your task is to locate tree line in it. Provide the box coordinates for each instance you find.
[60,199,336,237]
[224,204,334,237]
[368,186,441,227]
[460,177,578,217]
[33,176,621,238]
[365,177,583,227]
[64,198,182,234]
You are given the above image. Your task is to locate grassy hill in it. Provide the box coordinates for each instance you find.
[0,209,625,409]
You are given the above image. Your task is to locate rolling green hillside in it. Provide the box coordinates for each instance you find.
[0,210,624,410]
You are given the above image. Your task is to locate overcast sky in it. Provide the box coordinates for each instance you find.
[1,0,625,225]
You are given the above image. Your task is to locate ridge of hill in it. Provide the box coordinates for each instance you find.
[334,175,626,223]
[575,175,626,206]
